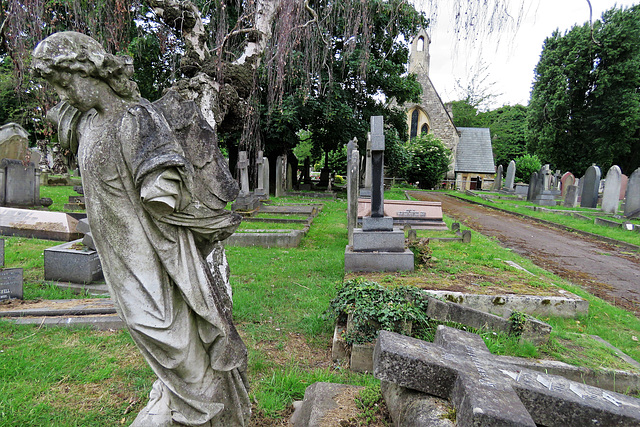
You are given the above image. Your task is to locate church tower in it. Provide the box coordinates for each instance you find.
[409,28,430,77]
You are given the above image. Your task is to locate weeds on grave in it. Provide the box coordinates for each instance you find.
[509,311,527,337]
[341,384,391,426]
[325,279,431,345]
[408,237,432,266]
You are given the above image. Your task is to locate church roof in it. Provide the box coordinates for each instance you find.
[454,127,495,173]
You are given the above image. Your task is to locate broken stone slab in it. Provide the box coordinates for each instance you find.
[0,298,116,317]
[374,327,640,427]
[11,315,123,330]
[424,290,589,319]
[290,382,364,427]
[381,382,454,427]
[0,268,23,301]
[0,207,81,241]
[425,296,551,345]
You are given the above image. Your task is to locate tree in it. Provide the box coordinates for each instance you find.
[3,0,530,152]
[514,153,541,183]
[527,5,640,175]
[403,133,451,189]
[482,104,528,168]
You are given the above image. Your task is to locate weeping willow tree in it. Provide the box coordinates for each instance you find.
[0,0,531,155]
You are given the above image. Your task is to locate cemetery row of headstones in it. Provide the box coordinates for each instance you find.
[495,158,640,218]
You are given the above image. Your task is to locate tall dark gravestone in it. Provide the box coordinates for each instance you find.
[580,165,601,208]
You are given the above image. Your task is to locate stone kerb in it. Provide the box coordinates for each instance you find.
[374,327,640,427]
[601,165,622,214]
[581,165,601,208]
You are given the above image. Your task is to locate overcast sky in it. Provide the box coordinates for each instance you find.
[412,0,638,109]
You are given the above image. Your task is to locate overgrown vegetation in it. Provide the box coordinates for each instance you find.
[1,189,639,425]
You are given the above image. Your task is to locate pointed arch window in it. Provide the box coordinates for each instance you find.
[421,123,429,135]
[417,37,425,52]
[410,109,419,139]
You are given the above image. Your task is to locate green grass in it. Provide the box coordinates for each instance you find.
[451,190,640,247]
[0,188,639,425]
[39,186,83,212]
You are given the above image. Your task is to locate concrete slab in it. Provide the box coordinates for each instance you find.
[0,207,81,241]
[425,290,588,319]
[290,382,364,427]
[344,246,414,272]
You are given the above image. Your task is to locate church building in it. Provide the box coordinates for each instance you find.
[405,29,496,190]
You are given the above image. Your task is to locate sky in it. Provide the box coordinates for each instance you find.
[412,0,638,109]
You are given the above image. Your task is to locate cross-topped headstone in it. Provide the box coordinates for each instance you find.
[255,150,265,196]
[374,327,640,426]
[237,151,250,196]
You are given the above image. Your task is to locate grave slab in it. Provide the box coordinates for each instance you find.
[290,382,365,427]
[374,327,640,427]
[0,238,3,267]
[344,246,414,272]
[352,229,405,252]
[0,268,23,301]
[0,207,81,241]
[44,239,103,283]
[358,199,447,230]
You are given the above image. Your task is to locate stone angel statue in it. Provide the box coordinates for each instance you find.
[32,32,250,426]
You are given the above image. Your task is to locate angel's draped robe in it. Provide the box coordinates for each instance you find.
[75,92,250,426]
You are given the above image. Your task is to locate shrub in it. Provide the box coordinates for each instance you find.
[514,153,542,183]
[403,134,451,189]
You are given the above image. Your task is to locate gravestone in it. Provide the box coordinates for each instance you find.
[503,160,516,190]
[581,165,601,208]
[0,239,3,267]
[347,145,360,245]
[44,239,103,284]
[361,133,373,197]
[275,155,286,198]
[526,172,538,201]
[620,174,628,200]
[0,159,42,207]
[374,327,640,427]
[0,207,81,241]
[0,268,23,301]
[0,123,30,161]
[232,151,260,210]
[299,157,312,190]
[263,156,270,197]
[254,150,267,198]
[601,165,622,214]
[624,167,640,218]
[286,161,293,191]
[345,117,413,272]
[492,165,503,191]
[563,185,579,208]
[560,172,575,197]
[357,199,447,230]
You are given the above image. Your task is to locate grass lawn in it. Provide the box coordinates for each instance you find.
[450,190,640,248]
[0,186,639,425]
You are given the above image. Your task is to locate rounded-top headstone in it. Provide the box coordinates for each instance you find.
[580,165,601,208]
[624,167,640,218]
[601,165,622,214]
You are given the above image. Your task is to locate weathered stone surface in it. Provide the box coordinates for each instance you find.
[33,31,249,426]
[0,268,23,301]
[374,328,640,427]
[602,165,622,213]
[347,146,359,245]
[0,239,3,267]
[290,382,365,427]
[624,167,640,218]
[352,229,405,252]
[344,247,415,272]
[44,240,103,284]
[381,382,454,427]
[0,207,81,241]
[358,199,447,230]
[0,123,30,161]
[492,165,503,191]
[563,184,579,208]
[581,165,601,208]
[527,172,538,201]
[0,159,41,207]
[504,160,516,190]
[561,172,575,197]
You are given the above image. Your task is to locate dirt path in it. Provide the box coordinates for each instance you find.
[408,191,640,316]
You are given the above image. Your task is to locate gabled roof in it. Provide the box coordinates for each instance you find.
[454,127,495,173]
